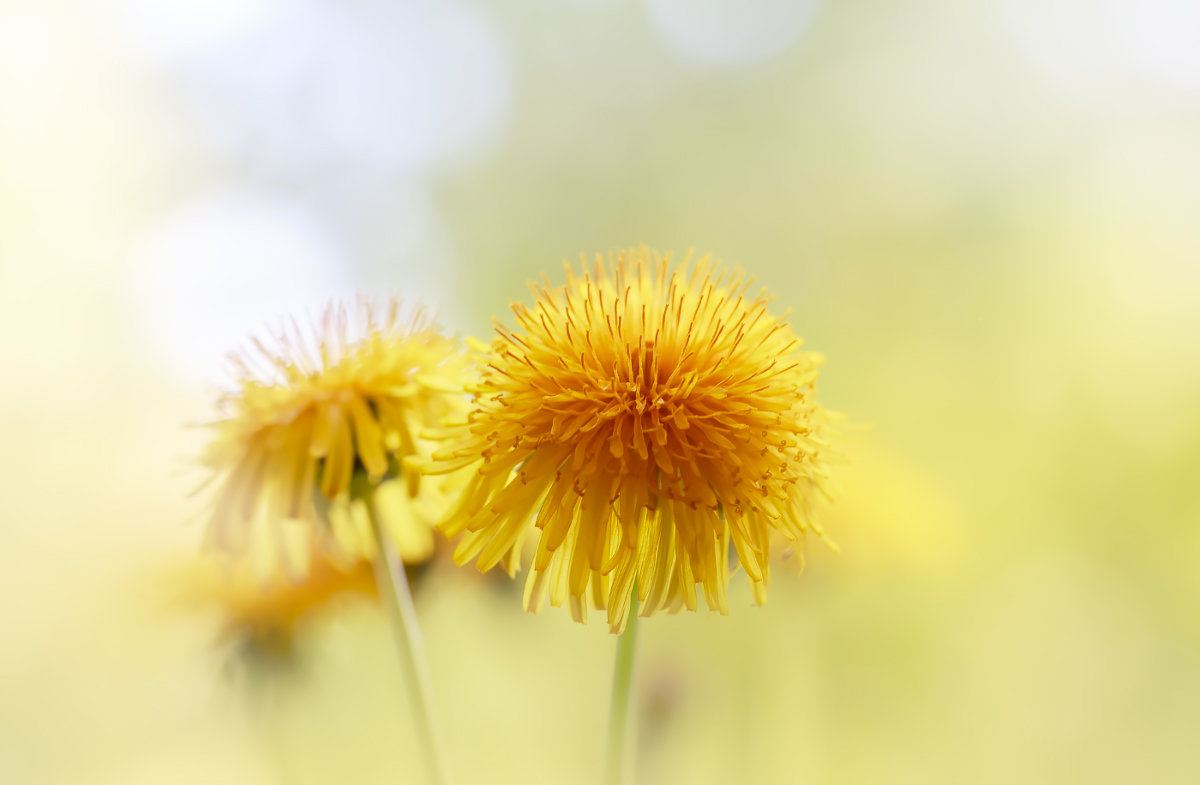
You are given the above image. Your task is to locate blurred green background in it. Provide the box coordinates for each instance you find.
[3,0,1199,783]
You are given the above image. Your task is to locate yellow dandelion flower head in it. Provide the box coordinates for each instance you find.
[203,298,469,576]
[427,247,837,633]
[183,545,379,663]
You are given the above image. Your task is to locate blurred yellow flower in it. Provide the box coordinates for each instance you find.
[202,299,469,576]
[423,247,837,633]
[186,545,380,663]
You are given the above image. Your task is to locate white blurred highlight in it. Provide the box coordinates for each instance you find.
[1005,0,1200,95]
[643,0,821,66]
[119,0,280,62]
[1105,0,1200,94]
[129,188,359,382]
[119,0,511,175]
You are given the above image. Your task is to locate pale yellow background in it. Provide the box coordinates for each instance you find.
[3,1,1199,783]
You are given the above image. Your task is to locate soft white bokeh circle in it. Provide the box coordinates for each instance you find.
[1105,0,1200,94]
[118,0,281,63]
[130,188,361,382]
[120,0,511,175]
[1003,0,1200,96]
[643,0,821,66]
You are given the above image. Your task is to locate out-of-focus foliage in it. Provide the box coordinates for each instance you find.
[2,1,1198,783]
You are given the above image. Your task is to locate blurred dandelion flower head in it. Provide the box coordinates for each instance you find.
[203,299,469,576]
[427,247,837,632]
[182,545,380,666]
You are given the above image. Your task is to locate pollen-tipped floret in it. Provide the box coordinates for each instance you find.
[424,247,836,632]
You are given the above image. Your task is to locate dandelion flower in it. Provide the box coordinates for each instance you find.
[423,247,837,633]
[202,299,469,576]
[182,544,380,663]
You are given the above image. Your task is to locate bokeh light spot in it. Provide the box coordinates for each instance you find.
[643,0,821,66]
[129,188,359,382]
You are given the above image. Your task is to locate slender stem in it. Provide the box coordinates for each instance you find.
[367,502,450,785]
[606,591,641,785]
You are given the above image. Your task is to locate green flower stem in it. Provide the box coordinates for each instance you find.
[366,499,450,785]
[606,590,641,785]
